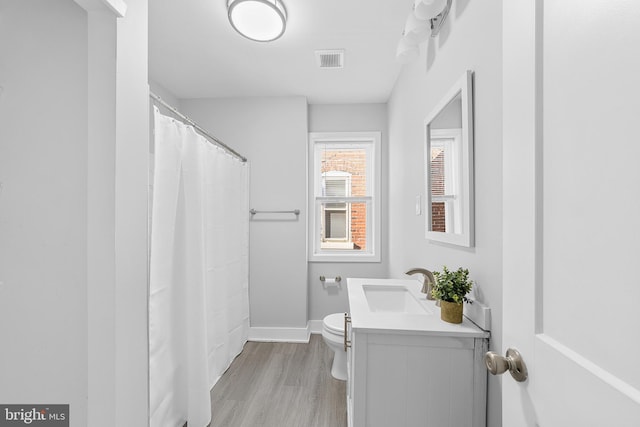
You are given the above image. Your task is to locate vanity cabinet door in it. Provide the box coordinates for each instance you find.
[349,332,487,427]
[346,317,354,427]
[349,330,369,427]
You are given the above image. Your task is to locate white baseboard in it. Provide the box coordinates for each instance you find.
[309,319,323,334]
[248,325,311,343]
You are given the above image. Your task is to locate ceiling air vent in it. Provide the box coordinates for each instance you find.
[315,49,345,69]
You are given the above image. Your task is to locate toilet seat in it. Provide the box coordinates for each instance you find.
[323,313,345,335]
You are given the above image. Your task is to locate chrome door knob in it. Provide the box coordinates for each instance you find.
[484,348,528,382]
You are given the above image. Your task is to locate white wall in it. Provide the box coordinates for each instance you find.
[0,1,89,424]
[387,1,503,426]
[114,0,150,424]
[180,97,309,338]
[0,2,149,425]
[307,103,389,322]
[149,80,181,112]
[86,7,118,427]
[148,81,179,165]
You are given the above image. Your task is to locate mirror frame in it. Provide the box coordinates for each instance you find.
[423,70,474,247]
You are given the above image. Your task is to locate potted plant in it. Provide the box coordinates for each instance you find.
[431,266,473,324]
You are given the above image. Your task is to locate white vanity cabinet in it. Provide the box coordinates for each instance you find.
[346,278,490,427]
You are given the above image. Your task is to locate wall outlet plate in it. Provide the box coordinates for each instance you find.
[415,195,421,215]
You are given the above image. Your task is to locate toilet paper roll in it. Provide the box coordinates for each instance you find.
[319,275,342,285]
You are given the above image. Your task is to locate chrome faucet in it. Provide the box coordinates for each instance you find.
[405,268,436,300]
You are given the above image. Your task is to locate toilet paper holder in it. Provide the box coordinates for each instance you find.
[319,275,342,283]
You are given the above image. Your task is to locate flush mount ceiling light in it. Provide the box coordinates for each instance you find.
[227,0,287,42]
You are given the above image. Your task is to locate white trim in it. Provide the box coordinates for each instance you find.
[423,70,474,247]
[74,0,127,17]
[248,325,311,343]
[537,334,640,405]
[308,131,382,262]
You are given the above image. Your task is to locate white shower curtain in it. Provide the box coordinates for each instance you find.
[149,107,250,427]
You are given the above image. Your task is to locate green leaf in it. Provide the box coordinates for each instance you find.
[430,265,473,303]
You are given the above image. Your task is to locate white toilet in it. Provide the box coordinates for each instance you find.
[321,313,347,381]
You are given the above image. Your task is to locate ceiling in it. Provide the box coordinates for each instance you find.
[149,0,410,104]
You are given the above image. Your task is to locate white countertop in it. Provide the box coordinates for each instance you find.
[347,278,490,338]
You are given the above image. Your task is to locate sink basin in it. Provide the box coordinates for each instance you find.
[362,285,428,314]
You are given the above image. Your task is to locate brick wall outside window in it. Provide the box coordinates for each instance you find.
[321,149,367,250]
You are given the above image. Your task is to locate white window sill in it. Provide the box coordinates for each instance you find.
[321,241,355,249]
[309,251,380,263]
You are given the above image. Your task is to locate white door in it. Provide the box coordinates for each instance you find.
[502,1,640,425]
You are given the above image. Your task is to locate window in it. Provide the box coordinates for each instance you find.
[322,172,351,244]
[429,129,463,234]
[309,132,381,262]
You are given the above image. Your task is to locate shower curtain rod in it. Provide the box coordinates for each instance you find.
[149,91,248,163]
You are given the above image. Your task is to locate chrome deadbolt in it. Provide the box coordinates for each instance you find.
[484,348,528,382]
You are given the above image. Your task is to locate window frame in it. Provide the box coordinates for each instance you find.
[308,131,381,262]
[322,171,352,243]
[429,129,463,234]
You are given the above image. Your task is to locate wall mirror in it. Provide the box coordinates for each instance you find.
[424,70,474,247]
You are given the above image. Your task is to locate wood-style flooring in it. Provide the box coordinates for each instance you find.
[209,334,347,427]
